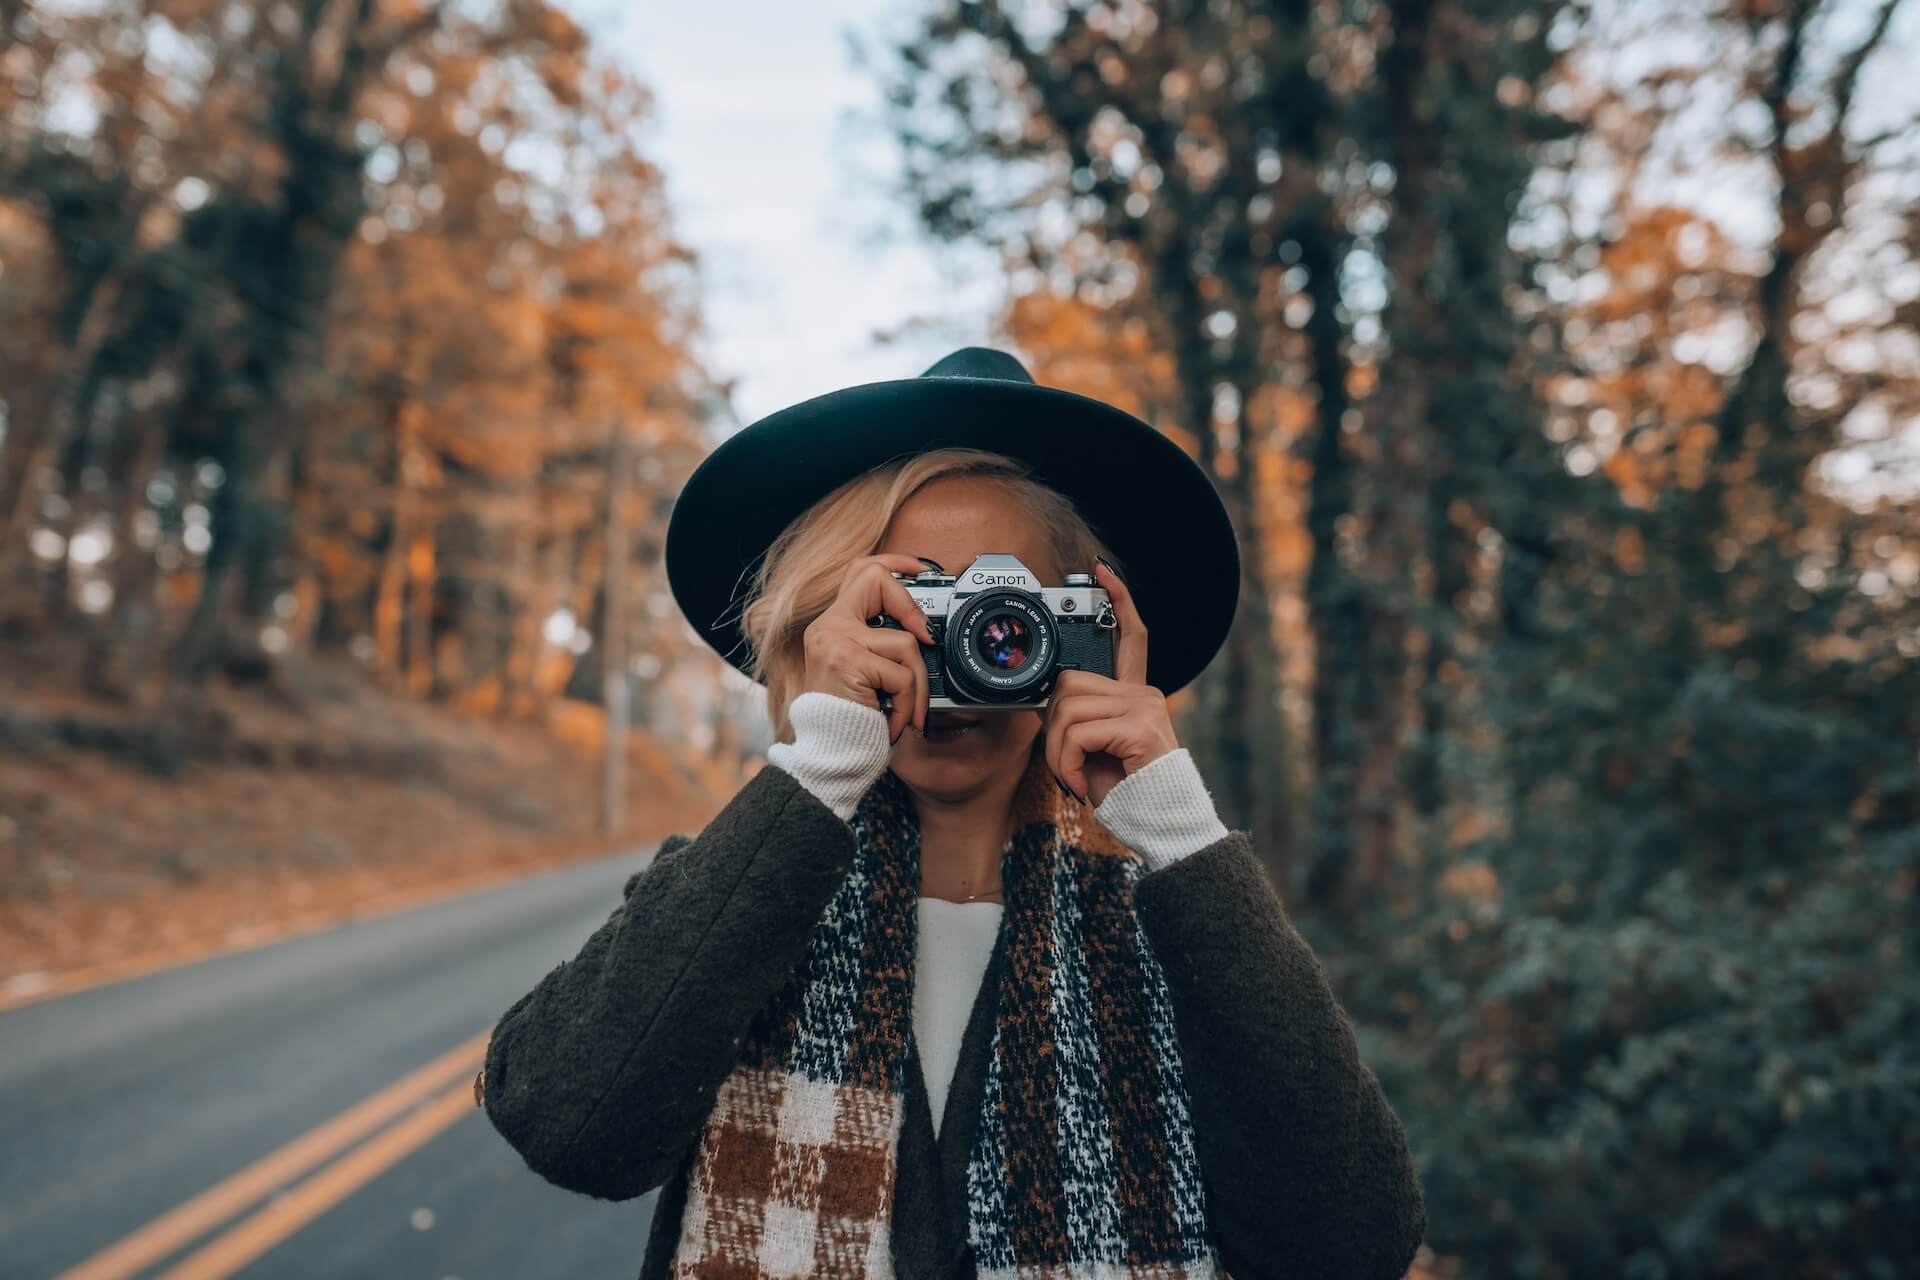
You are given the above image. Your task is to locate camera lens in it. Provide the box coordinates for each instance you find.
[942,589,1056,704]
[977,612,1031,670]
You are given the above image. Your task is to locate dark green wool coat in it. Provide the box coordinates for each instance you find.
[479,760,1426,1278]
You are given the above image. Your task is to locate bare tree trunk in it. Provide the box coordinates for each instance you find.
[0,273,126,602]
[1298,213,1371,912]
[86,407,168,697]
[503,490,540,716]
[601,418,630,835]
[405,531,435,696]
[374,400,414,683]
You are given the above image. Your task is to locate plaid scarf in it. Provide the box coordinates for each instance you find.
[670,743,1222,1278]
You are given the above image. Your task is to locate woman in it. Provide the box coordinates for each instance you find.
[477,348,1426,1279]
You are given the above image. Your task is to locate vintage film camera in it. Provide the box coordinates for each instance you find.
[867,553,1117,710]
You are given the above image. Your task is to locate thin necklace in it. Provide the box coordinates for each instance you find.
[942,882,1002,903]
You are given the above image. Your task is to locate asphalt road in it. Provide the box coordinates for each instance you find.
[0,844,670,1280]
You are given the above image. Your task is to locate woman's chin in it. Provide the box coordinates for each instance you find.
[892,736,994,782]
[892,719,1040,793]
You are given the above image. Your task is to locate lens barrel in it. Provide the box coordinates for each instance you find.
[941,588,1059,704]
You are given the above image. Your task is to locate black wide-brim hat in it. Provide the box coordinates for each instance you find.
[664,346,1240,697]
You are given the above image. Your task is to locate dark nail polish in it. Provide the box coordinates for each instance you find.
[1095,554,1121,582]
[1055,777,1079,804]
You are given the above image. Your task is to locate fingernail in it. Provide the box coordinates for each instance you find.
[1095,554,1121,582]
[1055,777,1079,804]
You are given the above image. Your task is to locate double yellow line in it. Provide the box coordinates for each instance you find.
[56,1033,490,1280]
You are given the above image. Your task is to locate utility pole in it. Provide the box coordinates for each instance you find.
[601,418,630,835]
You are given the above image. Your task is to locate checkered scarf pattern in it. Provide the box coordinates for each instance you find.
[670,746,1222,1278]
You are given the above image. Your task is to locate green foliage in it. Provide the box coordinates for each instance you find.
[1382,513,1920,1274]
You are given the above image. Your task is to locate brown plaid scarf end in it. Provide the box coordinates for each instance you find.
[673,1067,902,1277]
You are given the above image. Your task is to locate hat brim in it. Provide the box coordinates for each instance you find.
[664,374,1241,698]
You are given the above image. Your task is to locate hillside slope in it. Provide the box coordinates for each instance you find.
[0,641,733,1001]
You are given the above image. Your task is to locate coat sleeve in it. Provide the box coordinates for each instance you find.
[476,761,858,1201]
[1133,831,1427,1280]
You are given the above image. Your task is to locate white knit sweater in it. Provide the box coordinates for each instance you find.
[764,690,1230,1136]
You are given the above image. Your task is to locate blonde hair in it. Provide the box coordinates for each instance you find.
[739,448,1124,743]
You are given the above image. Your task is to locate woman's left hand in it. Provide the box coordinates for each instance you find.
[1040,559,1180,807]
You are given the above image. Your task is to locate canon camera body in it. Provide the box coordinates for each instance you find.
[868,553,1117,710]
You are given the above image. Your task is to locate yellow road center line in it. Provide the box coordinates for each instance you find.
[157,1081,479,1280]
[54,1034,489,1280]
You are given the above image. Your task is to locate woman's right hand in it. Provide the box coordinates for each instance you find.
[800,552,936,744]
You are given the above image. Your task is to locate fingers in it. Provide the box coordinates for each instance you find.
[864,626,928,736]
[1094,557,1148,686]
[798,553,939,739]
[1044,666,1178,802]
[1057,718,1132,803]
[846,558,931,733]
[910,636,928,735]
[1043,690,1133,799]
[832,555,935,644]
[804,614,926,737]
[858,648,917,741]
[851,551,931,584]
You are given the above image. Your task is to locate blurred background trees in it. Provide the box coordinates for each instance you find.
[869,0,1918,1273]
[0,0,718,726]
[4,0,1917,1273]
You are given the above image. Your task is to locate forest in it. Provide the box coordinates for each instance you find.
[0,0,718,723]
[866,3,1919,1270]
[4,0,1917,1275]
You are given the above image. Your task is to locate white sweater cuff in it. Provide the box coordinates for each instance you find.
[1092,747,1230,873]
[764,690,893,821]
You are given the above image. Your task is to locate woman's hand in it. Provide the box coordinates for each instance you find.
[800,552,936,744]
[1040,558,1179,807]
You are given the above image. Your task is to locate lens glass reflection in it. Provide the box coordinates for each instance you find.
[977,612,1031,670]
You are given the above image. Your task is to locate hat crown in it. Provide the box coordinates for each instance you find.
[919,346,1035,384]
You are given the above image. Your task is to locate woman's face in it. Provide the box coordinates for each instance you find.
[876,474,1059,802]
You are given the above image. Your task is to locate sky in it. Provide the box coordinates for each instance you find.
[575,0,1007,438]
